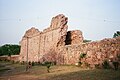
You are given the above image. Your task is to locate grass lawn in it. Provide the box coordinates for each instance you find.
[0,61,120,80]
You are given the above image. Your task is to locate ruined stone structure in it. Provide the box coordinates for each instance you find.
[58,37,120,67]
[19,14,120,68]
[19,14,83,62]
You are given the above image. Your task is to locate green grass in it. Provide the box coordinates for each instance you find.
[0,61,120,80]
[0,61,26,76]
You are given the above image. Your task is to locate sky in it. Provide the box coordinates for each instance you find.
[0,0,120,46]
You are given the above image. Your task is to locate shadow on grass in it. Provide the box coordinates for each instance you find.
[50,69,120,80]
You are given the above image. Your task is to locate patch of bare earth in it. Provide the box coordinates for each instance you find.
[0,62,120,80]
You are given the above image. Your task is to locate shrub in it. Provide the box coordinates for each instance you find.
[102,60,110,69]
[78,53,87,67]
[21,61,25,65]
[75,62,82,67]
[31,61,35,66]
[117,54,120,60]
[112,61,119,70]
[38,61,40,64]
[80,53,86,59]
[83,39,91,43]
[95,64,101,69]
[44,61,52,73]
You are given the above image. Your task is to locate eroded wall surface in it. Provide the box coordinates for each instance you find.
[19,14,120,67]
[19,14,69,62]
[58,37,120,67]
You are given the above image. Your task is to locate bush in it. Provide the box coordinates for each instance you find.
[80,53,86,59]
[83,39,91,43]
[77,53,87,67]
[75,62,82,67]
[44,61,52,73]
[117,54,120,60]
[95,64,101,69]
[32,61,35,66]
[20,61,26,65]
[102,60,110,69]
[112,61,119,70]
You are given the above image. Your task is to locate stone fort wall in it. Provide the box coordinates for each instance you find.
[57,37,120,67]
[19,14,120,67]
[19,14,83,62]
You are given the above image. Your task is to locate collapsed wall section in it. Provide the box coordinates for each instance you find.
[65,30,83,45]
[58,37,120,66]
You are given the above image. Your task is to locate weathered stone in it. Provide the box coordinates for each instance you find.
[19,14,120,68]
[23,27,40,38]
[19,14,68,62]
[60,37,120,67]
[65,30,83,45]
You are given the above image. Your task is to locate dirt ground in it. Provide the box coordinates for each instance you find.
[0,61,120,80]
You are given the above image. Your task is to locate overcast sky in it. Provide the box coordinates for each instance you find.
[0,0,120,46]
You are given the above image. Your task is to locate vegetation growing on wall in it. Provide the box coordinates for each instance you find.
[102,60,110,69]
[80,53,86,58]
[78,53,87,67]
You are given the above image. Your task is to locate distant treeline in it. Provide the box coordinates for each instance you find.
[0,44,20,56]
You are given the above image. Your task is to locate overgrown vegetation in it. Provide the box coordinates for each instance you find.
[0,44,20,56]
[78,53,87,67]
[80,53,86,58]
[112,61,119,70]
[112,55,119,71]
[44,61,52,73]
[102,60,110,69]
[117,54,120,60]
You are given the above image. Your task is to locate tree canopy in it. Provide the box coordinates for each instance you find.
[113,31,120,38]
[0,44,20,56]
[83,39,91,43]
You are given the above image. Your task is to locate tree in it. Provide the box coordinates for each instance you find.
[113,31,120,38]
[0,44,20,56]
[83,39,91,43]
[44,61,52,73]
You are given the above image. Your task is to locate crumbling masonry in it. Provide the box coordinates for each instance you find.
[19,14,120,68]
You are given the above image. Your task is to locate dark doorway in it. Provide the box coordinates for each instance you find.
[65,31,72,45]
